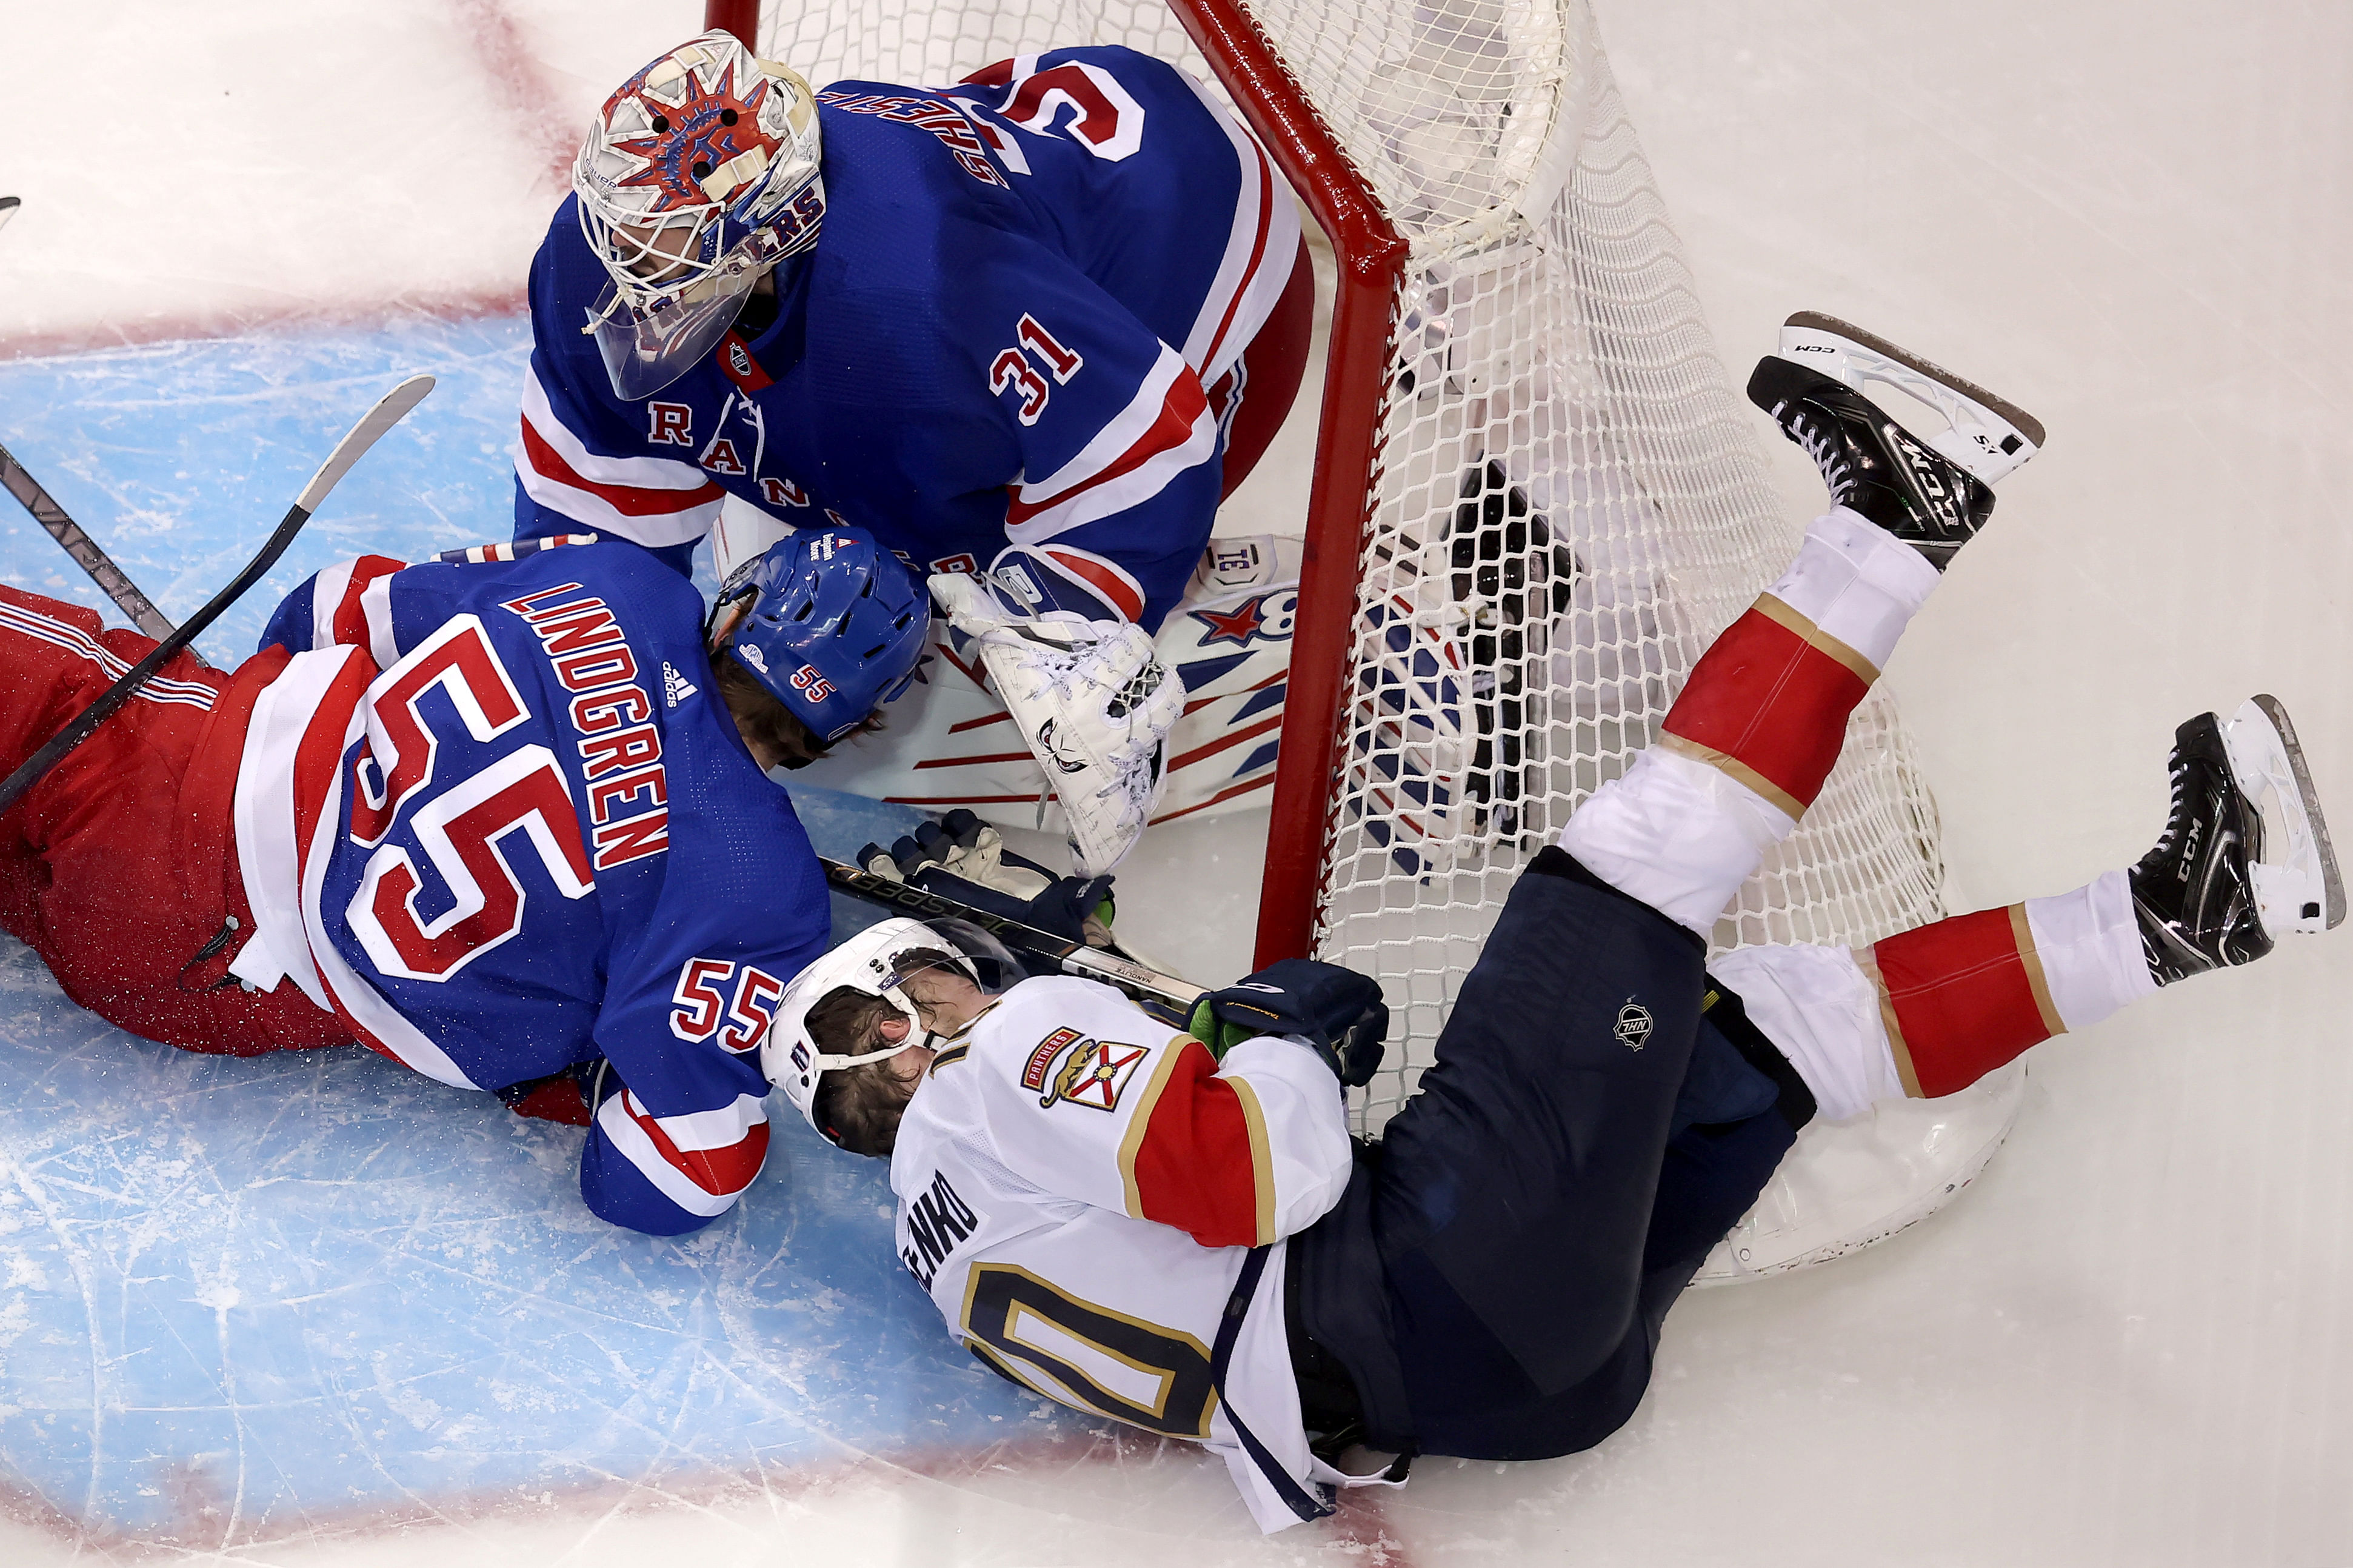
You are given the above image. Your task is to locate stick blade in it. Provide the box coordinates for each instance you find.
[293,374,435,515]
[0,196,19,235]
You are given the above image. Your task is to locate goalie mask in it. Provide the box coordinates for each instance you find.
[764,917,1024,1147]
[575,30,824,400]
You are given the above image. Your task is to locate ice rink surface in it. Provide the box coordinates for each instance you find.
[2,1,2349,1563]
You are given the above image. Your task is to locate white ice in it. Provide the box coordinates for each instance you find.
[2,0,2350,1562]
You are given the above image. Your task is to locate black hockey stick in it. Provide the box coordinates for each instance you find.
[1,442,178,641]
[0,375,435,819]
[0,196,18,235]
[819,855,1207,1017]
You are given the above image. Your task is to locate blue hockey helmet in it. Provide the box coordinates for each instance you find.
[707,525,929,743]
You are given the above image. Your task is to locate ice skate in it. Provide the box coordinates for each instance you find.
[1749,349,1997,573]
[1774,312,2044,484]
[2131,695,2344,983]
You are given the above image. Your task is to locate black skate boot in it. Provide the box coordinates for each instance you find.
[2129,712,2274,983]
[1747,355,1996,571]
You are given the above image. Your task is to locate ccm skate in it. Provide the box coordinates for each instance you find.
[2132,694,2345,983]
[1749,312,2044,571]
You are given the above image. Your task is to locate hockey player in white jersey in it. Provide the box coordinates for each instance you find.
[756,329,2342,1530]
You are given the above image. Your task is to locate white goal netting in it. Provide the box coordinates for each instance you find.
[755,0,1947,1133]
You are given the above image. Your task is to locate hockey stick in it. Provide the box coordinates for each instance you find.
[0,198,169,638]
[819,855,1208,1017]
[1,442,179,641]
[0,374,435,818]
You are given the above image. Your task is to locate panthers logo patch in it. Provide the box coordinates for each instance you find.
[1037,1035,1149,1111]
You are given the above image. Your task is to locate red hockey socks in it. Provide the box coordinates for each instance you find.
[1863,870,2156,1098]
[1662,508,1939,817]
[1558,510,1943,935]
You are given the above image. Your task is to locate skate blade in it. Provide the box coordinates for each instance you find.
[1778,311,2044,486]
[2225,693,2346,935]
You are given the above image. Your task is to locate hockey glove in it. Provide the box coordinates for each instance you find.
[929,573,1183,876]
[1186,958,1389,1088]
[857,809,1118,947]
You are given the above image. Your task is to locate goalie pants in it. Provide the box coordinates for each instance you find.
[0,587,353,1056]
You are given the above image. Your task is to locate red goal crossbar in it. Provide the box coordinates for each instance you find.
[703,0,1403,968]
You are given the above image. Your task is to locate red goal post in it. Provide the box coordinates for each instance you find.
[701,0,1949,1129]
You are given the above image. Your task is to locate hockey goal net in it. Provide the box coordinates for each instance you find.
[715,0,1948,1133]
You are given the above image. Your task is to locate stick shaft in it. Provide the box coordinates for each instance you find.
[0,442,178,641]
[820,856,1207,1012]
[0,375,434,818]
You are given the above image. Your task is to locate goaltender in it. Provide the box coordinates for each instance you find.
[758,324,2341,1530]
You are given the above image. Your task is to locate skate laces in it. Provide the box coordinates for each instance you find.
[2149,748,2194,861]
[1779,402,1856,502]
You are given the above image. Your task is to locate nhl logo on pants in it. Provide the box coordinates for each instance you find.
[1614,1001,1654,1051]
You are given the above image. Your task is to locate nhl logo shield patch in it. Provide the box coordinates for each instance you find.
[1614,1001,1654,1052]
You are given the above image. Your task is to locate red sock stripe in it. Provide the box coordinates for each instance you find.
[1663,602,1873,813]
[1869,904,2062,1099]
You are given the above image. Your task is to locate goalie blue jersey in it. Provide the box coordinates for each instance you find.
[514,45,1300,630]
[239,536,829,1235]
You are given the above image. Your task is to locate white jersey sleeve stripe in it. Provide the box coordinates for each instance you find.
[1172,68,1300,384]
[360,571,402,670]
[595,1092,751,1218]
[650,1092,771,1152]
[1226,1074,1279,1245]
[309,559,356,651]
[515,364,726,546]
[1003,346,1217,542]
[0,601,216,710]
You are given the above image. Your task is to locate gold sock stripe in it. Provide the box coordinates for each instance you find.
[1657,732,1808,822]
[2009,902,2068,1037]
[1855,943,1925,1098]
[1751,592,1883,685]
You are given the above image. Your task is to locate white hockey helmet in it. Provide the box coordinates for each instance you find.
[764,916,1023,1146]
[573,30,824,400]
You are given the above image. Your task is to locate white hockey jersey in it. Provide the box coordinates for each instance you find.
[887,975,1362,1532]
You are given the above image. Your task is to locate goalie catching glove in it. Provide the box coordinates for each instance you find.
[1187,958,1390,1089]
[929,573,1183,876]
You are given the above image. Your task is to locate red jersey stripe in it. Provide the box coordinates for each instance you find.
[624,1096,772,1197]
[518,415,726,519]
[1003,369,1212,529]
[1120,1037,1271,1248]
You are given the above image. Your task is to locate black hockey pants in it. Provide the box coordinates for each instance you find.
[1286,848,1807,1460]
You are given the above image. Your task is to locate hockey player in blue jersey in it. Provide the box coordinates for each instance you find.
[517,30,1312,873]
[0,525,926,1236]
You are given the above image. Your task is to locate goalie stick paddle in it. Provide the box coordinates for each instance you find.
[819,855,1209,1018]
[1,442,179,641]
[0,374,435,819]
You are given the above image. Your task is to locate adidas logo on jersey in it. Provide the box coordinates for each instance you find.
[663,662,698,708]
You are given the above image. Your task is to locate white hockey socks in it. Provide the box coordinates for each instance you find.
[1560,509,1940,933]
[1717,872,2158,1121]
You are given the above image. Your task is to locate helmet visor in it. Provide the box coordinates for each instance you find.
[590,260,759,401]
